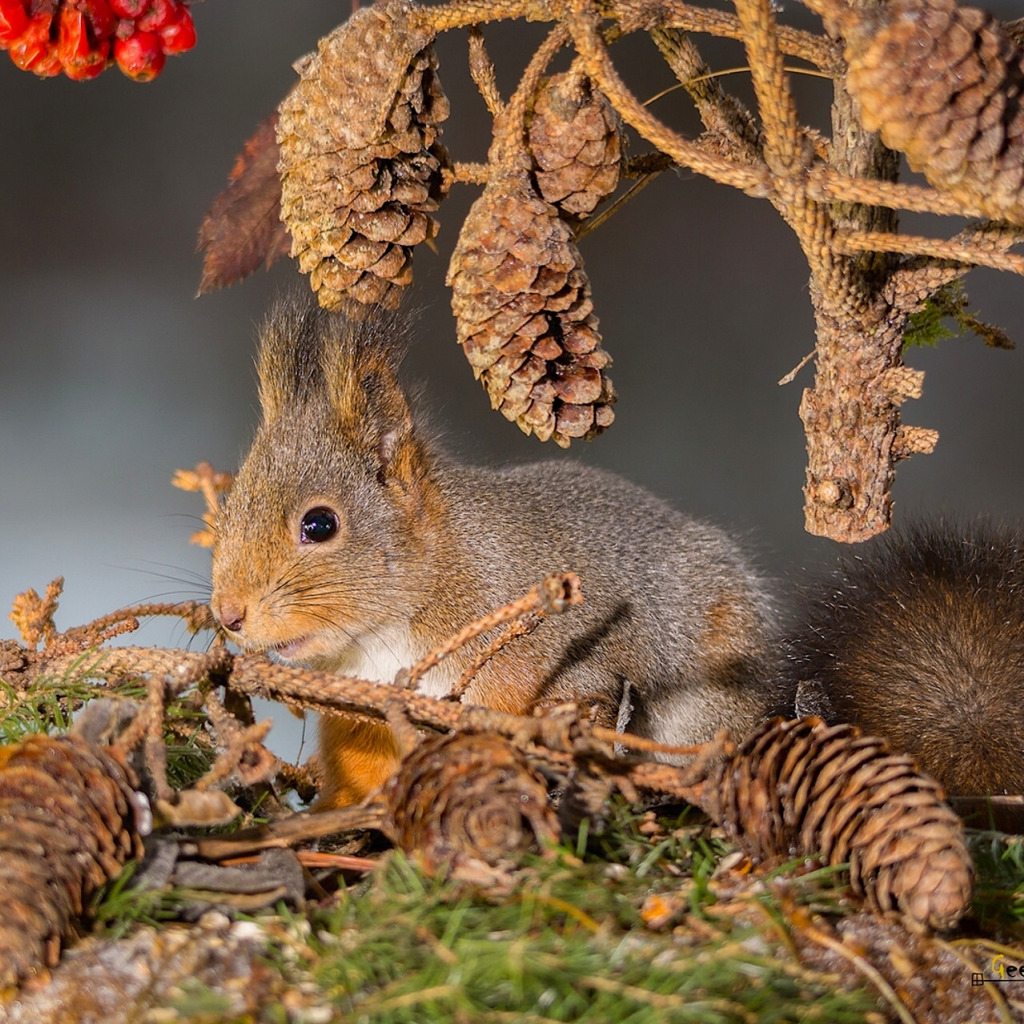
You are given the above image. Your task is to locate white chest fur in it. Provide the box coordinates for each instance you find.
[328,624,457,699]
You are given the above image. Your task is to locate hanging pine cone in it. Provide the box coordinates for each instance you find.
[447,170,616,446]
[700,717,973,933]
[277,0,450,312]
[527,70,622,219]
[381,731,560,884]
[842,0,1024,224]
[0,734,146,987]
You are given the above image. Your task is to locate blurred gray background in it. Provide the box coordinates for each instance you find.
[2,0,1023,657]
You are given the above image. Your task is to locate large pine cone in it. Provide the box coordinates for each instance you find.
[0,734,146,986]
[701,717,973,932]
[527,70,622,219]
[843,0,1024,224]
[277,0,450,311]
[382,732,559,883]
[447,170,616,446]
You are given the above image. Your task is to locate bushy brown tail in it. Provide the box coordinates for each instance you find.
[780,521,1024,797]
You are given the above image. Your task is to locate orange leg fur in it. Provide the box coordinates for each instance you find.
[315,714,402,808]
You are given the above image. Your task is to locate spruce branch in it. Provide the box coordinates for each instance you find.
[733,0,804,176]
[195,0,1024,541]
[566,0,771,192]
[616,0,840,71]
[648,26,762,160]
[834,230,1024,276]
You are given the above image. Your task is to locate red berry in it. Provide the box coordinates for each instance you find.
[75,0,116,41]
[8,13,61,76]
[57,7,87,58]
[157,3,192,54]
[108,0,146,18]
[136,0,173,32]
[62,38,107,77]
[58,6,107,79]
[113,28,163,80]
[0,0,28,47]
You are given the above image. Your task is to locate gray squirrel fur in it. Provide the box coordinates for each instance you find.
[209,293,779,805]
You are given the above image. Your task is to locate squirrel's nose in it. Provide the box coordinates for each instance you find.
[212,596,246,634]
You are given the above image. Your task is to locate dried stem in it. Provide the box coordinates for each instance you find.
[733,0,803,175]
[807,166,986,218]
[801,921,917,1024]
[412,0,557,35]
[467,26,504,116]
[566,0,769,193]
[649,27,761,161]
[614,0,840,72]
[399,571,582,690]
[834,230,1024,276]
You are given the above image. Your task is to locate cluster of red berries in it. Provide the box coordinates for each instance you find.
[0,0,195,81]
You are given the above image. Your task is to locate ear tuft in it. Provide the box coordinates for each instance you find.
[255,290,422,485]
[255,292,331,424]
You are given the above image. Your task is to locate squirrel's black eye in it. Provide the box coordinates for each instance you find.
[299,507,339,544]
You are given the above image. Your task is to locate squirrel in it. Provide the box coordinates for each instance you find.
[778,521,1024,798]
[209,293,779,808]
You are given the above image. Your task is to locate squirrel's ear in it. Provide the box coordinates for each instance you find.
[322,309,422,490]
[357,365,419,489]
[255,294,328,425]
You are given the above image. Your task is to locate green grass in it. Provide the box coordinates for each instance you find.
[968,831,1024,937]
[0,654,140,743]
[273,822,879,1024]
[89,861,190,938]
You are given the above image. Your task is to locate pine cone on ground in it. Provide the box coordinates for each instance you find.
[700,717,973,932]
[842,0,1024,224]
[0,734,146,987]
[447,170,616,446]
[277,0,450,312]
[382,731,560,884]
[527,70,622,219]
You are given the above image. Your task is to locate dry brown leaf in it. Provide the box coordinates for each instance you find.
[196,114,292,294]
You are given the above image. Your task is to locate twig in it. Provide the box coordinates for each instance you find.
[139,676,173,803]
[449,614,545,699]
[396,572,582,691]
[833,230,1024,276]
[487,22,571,169]
[467,26,504,116]
[574,166,662,241]
[648,27,761,162]
[79,600,214,638]
[444,161,491,187]
[411,0,557,34]
[733,0,803,176]
[192,802,390,861]
[8,577,63,648]
[807,166,986,218]
[778,349,814,386]
[566,0,770,194]
[171,461,233,547]
[613,0,840,72]
[195,687,276,791]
